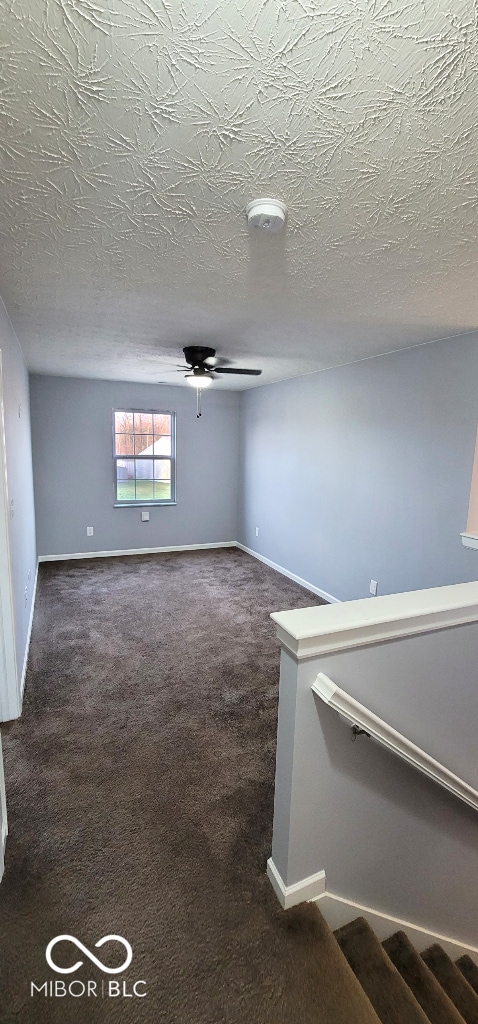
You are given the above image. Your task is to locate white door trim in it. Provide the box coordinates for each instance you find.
[0,731,7,881]
[0,351,20,721]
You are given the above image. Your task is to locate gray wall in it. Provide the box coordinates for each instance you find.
[30,375,240,557]
[0,299,36,679]
[272,623,478,945]
[239,334,478,600]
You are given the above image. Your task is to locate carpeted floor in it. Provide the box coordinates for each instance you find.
[0,547,377,1024]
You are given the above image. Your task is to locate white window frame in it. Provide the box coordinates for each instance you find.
[462,426,478,549]
[113,409,176,507]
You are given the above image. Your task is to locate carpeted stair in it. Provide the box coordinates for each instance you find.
[421,946,478,1024]
[334,916,478,1024]
[456,957,478,996]
[383,931,465,1024]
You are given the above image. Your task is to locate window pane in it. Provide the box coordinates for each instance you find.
[135,458,153,480]
[134,412,153,434]
[115,434,134,456]
[133,458,154,501]
[134,434,153,455]
[116,459,135,501]
[153,460,171,500]
[152,434,171,455]
[153,414,171,436]
[154,479,171,500]
[115,411,133,433]
[135,480,154,500]
[153,459,170,499]
[153,460,170,481]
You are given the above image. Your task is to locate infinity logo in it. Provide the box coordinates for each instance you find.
[45,935,133,975]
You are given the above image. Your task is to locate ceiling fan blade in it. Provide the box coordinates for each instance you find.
[214,367,262,375]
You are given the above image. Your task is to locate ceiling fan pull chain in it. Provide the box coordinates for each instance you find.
[197,389,202,418]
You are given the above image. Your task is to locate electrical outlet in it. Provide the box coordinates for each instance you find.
[369,579,378,596]
[87,526,94,537]
[141,509,150,522]
[255,527,259,537]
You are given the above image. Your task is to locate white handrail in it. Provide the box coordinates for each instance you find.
[312,672,478,813]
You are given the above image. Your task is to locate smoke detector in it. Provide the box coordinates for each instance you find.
[245,198,287,233]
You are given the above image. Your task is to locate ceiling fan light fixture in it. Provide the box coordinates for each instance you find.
[185,371,213,388]
[245,198,287,233]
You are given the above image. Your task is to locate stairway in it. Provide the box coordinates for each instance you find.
[333,915,478,1024]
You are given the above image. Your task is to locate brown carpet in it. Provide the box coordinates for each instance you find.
[334,917,430,1024]
[0,548,380,1024]
[457,957,478,996]
[421,946,478,1024]
[383,931,465,1024]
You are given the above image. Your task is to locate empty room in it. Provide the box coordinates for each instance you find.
[1,2,478,1022]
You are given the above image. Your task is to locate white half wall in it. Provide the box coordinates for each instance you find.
[270,592,478,949]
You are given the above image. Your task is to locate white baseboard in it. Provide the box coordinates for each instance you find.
[315,892,478,964]
[38,541,237,562]
[266,858,478,963]
[236,544,340,603]
[38,541,339,607]
[267,858,326,909]
[20,563,38,699]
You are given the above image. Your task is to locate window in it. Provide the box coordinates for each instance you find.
[113,410,175,505]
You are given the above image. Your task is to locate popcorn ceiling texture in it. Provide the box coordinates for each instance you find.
[0,0,477,386]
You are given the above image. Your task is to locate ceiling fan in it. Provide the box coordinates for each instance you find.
[180,346,262,388]
[159,345,262,417]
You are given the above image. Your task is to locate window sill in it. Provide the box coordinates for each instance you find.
[461,532,478,550]
[114,502,177,508]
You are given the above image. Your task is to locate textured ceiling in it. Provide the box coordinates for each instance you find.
[0,0,477,388]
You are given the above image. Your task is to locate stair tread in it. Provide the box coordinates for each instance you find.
[279,903,383,1024]
[422,946,478,1024]
[383,931,466,1024]
[334,917,431,1024]
[456,958,478,997]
